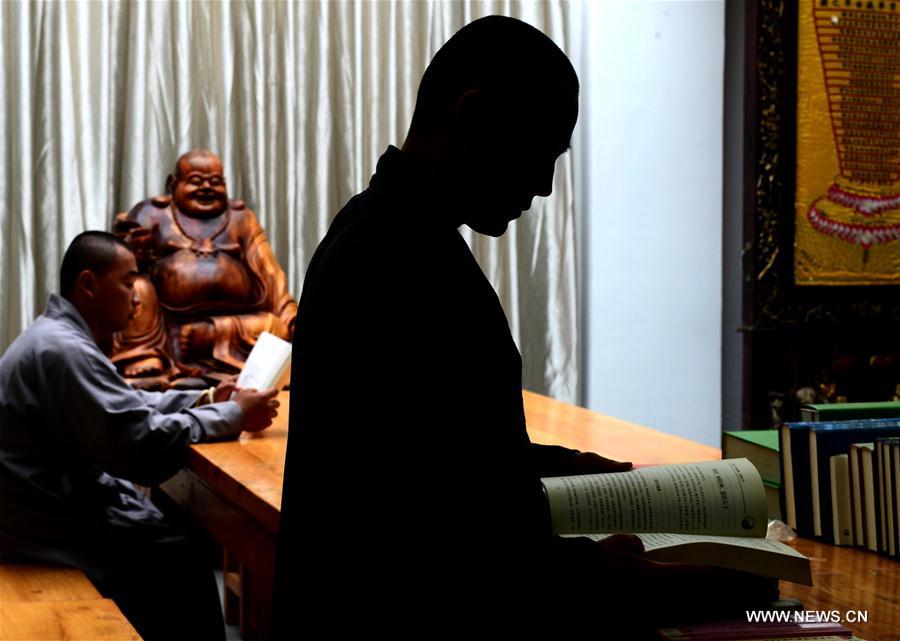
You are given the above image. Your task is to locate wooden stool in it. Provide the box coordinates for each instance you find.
[0,565,100,602]
[223,549,251,638]
[0,565,142,640]
[1,599,142,640]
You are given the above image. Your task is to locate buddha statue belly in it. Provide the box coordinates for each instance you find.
[109,150,297,389]
[154,249,257,314]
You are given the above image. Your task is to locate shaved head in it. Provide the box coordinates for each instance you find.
[60,231,134,298]
[408,15,578,137]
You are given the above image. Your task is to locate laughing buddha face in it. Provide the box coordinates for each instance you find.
[170,151,229,219]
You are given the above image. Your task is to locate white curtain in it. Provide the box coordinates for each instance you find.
[0,0,579,402]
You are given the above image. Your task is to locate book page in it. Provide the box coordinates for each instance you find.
[235,331,292,391]
[543,458,766,537]
[566,532,807,558]
[563,532,811,584]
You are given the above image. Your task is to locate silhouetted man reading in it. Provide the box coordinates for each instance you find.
[273,16,768,634]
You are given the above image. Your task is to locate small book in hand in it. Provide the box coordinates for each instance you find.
[234,331,292,393]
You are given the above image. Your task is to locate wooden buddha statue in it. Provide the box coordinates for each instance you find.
[110,149,297,389]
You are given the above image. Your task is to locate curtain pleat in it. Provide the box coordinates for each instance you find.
[0,0,580,402]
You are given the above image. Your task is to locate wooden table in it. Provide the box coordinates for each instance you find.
[160,391,899,641]
[522,392,721,465]
[780,538,900,641]
[159,390,717,639]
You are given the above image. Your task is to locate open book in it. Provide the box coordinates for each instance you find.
[542,458,812,585]
[234,331,292,392]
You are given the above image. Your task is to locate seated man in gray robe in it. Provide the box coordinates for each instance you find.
[0,231,280,641]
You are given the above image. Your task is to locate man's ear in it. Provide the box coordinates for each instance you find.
[165,174,176,194]
[452,89,488,142]
[75,270,99,299]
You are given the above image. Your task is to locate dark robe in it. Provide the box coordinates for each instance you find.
[272,147,608,633]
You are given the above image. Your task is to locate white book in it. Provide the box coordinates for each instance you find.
[885,441,897,557]
[878,441,888,553]
[894,443,900,558]
[234,331,292,392]
[859,444,878,552]
[829,454,853,546]
[849,443,870,548]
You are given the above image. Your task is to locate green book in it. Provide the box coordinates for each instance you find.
[723,430,780,484]
[800,401,900,422]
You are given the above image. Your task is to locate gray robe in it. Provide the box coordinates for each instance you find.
[0,294,243,574]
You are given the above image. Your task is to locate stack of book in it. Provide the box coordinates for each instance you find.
[780,401,900,558]
[801,401,900,422]
[723,430,781,521]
